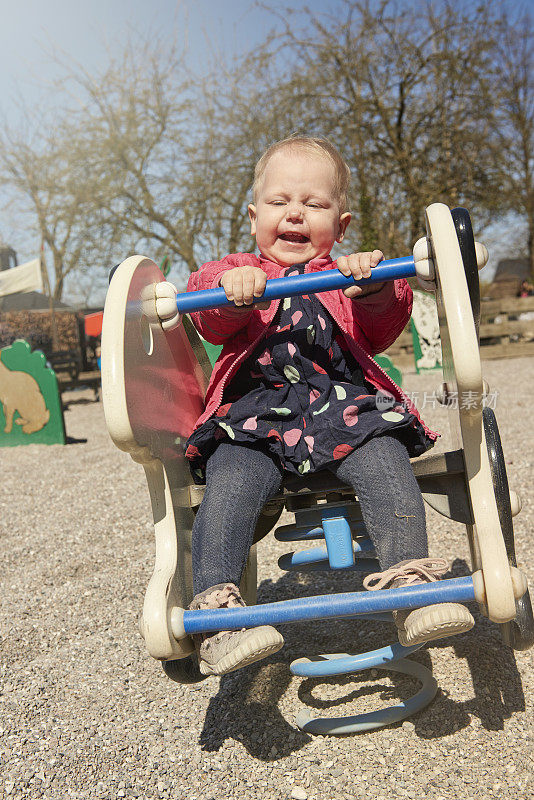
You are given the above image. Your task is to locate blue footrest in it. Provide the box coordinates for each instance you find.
[183,577,476,635]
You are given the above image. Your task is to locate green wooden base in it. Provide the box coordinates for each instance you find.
[374,354,403,387]
[0,339,66,446]
[200,338,223,369]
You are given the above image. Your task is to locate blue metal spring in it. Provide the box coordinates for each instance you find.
[275,503,438,734]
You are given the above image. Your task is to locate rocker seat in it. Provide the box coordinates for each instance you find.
[187,448,465,505]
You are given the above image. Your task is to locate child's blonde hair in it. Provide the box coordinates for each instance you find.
[252,135,351,212]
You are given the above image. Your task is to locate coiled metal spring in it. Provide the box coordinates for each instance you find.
[276,502,437,734]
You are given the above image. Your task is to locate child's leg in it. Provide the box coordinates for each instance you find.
[192,441,284,594]
[328,434,428,568]
[189,441,285,675]
[328,434,474,645]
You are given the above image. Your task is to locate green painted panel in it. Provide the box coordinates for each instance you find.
[374,354,403,387]
[410,291,442,373]
[201,339,223,369]
[0,339,66,446]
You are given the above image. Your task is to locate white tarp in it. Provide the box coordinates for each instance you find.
[0,259,43,297]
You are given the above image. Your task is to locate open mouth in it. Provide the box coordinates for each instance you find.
[279,232,310,244]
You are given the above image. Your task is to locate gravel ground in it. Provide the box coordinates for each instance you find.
[1,357,533,800]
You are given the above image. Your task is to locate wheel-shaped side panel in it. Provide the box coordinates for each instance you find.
[451,207,480,338]
[101,257,259,667]
[101,256,207,660]
[426,203,515,623]
[483,408,534,650]
[101,256,208,461]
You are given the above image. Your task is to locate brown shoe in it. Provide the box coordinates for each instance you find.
[363,559,474,646]
[189,583,284,676]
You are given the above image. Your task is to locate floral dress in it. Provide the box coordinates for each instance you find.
[186,264,432,482]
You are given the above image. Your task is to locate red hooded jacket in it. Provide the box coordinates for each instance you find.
[187,252,438,441]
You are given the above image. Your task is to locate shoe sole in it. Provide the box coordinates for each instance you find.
[199,629,284,676]
[398,603,474,647]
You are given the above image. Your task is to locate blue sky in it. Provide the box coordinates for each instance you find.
[2,0,522,107]
[0,0,331,113]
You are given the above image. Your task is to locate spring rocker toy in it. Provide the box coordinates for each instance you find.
[101,203,534,734]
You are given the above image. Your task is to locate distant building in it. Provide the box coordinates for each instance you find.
[0,244,17,271]
[488,258,530,298]
[0,291,73,312]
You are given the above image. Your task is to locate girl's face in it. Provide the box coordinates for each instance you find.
[248,149,351,267]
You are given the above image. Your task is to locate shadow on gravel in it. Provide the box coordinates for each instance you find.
[197,558,526,751]
[414,558,526,737]
[199,568,432,754]
[64,397,99,405]
[65,435,88,444]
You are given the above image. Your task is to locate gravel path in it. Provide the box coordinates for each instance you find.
[1,357,533,800]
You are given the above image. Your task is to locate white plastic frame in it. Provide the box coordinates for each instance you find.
[427,203,515,622]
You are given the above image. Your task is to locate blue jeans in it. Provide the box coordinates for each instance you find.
[191,436,428,595]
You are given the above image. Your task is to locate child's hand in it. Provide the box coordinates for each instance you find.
[337,251,386,299]
[219,266,270,313]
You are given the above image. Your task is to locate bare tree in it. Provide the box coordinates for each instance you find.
[59,39,202,277]
[268,0,504,253]
[1,35,321,300]
[59,37,323,277]
[0,113,115,302]
[493,8,534,277]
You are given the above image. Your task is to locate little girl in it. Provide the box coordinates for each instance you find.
[160,135,474,676]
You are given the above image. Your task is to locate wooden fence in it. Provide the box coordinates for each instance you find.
[478,296,534,359]
[384,296,534,369]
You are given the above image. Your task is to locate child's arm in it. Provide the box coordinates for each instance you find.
[187,254,269,344]
[336,251,412,354]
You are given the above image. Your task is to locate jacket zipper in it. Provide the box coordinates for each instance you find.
[313,293,438,440]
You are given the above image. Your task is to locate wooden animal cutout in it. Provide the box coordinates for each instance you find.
[0,350,49,433]
[0,340,65,446]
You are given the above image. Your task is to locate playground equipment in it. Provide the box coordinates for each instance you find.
[0,339,65,446]
[101,203,533,734]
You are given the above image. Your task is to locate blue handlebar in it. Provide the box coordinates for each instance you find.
[176,256,416,314]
